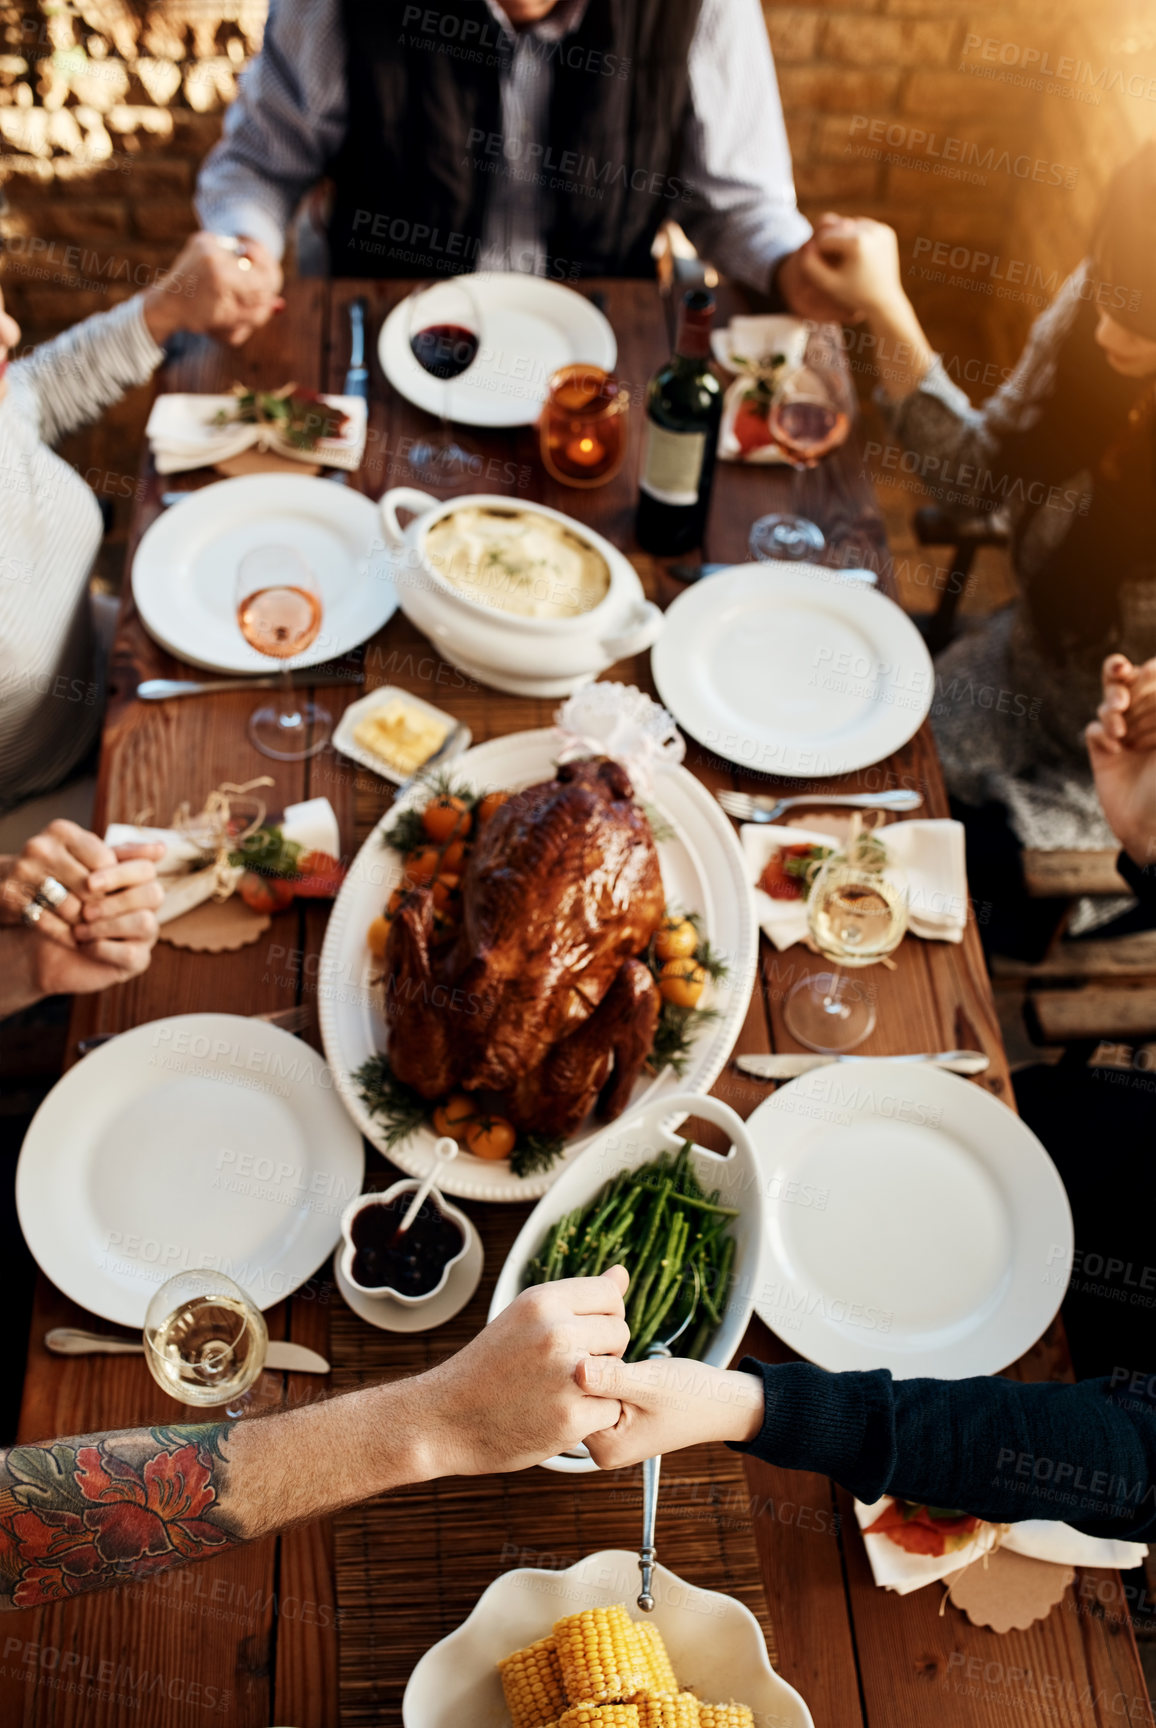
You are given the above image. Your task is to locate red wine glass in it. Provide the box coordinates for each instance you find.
[406,279,482,479]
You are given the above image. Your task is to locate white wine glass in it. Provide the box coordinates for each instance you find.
[144,1268,268,1413]
[784,847,908,1053]
[235,543,330,761]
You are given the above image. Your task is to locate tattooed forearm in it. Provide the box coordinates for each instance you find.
[0,1422,240,1610]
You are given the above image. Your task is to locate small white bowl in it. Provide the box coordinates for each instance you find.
[340,1181,471,1306]
[332,684,471,786]
[403,1548,814,1728]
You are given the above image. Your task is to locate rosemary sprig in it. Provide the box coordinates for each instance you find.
[382,772,482,856]
[352,1054,427,1152]
[510,1133,567,1181]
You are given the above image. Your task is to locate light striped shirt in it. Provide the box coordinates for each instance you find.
[197,0,811,291]
[0,297,163,809]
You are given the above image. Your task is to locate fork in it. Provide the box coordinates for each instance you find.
[76,1002,311,1057]
[716,787,923,825]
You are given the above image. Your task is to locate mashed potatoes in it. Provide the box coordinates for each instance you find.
[425,506,611,620]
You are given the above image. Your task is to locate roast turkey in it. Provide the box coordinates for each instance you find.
[384,757,664,1137]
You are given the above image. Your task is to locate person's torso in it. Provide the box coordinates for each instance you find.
[327,0,702,279]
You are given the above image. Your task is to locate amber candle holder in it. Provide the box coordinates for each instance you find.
[540,364,630,489]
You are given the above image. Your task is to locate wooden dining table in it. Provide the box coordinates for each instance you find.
[3,275,1151,1728]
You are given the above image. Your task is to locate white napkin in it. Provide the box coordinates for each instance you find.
[741,819,970,949]
[105,797,340,926]
[711,315,809,465]
[855,1498,1147,1595]
[146,393,368,475]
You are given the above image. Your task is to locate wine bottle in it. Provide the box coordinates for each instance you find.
[635,288,723,556]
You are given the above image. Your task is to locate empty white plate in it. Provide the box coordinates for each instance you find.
[746,1062,1072,1377]
[16,1014,365,1327]
[379,273,617,429]
[132,476,398,675]
[652,563,934,777]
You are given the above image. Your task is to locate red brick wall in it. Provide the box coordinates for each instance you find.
[1,0,1152,497]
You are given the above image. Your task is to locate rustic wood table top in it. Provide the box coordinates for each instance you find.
[3,277,1150,1728]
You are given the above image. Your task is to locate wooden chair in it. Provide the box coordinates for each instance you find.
[910,503,1011,652]
[994,849,1156,1041]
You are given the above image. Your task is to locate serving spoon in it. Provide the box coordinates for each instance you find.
[637,1267,701,1613]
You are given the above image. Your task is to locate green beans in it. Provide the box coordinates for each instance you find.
[522,1142,738,1362]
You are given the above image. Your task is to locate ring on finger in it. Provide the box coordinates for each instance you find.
[21,899,44,928]
[33,875,69,912]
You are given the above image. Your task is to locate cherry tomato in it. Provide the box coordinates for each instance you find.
[477,790,510,825]
[734,399,774,457]
[465,1115,517,1161]
[422,795,473,844]
[432,874,462,916]
[439,838,470,874]
[239,871,296,915]
[659,959,708,1009]
[432,1094,478,1140]
[655,916,698,962]
[294,849,344,898]
[405,846,442,886]
[367,915,392,960]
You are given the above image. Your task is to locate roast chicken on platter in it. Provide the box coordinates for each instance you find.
[384,757,665,1137]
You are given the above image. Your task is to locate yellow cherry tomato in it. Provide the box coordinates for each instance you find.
[431,1094,478,1140]
[465,1115,517,1162]
[659,959,708,1009]
[367,915,392,960]
[655,917,698,962]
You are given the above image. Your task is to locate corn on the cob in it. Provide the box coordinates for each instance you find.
[499,1634,567,1728]
[558,1707,641,1728]
[633,1623,680,1695]
[633,1692,701,1726]
[554,1606,652,1704]
[698,1706,755,1728]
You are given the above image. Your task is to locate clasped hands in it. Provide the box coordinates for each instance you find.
[0,819,165,998]
[1087,653,1156,870]
[412,1265,763,1481]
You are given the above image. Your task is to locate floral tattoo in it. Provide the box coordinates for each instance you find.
[0,1423,238,1609]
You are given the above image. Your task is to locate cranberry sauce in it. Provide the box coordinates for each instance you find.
[350,1196,464,1295]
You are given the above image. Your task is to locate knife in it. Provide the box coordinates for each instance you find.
[46,1328,330,1374]
[737,1050,991,1080]
[344,296,370,403]
[137,675,365,700]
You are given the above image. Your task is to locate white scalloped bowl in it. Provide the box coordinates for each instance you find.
[403,1548,813,1728]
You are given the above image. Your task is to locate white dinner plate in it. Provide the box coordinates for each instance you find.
[652,563,935,777]
[404,1549,813,1728]
[16,1014,365,1328]
[132,476,398,675]
[318,729,758,1201]
[379,273,617,429]
[747,1062,1073,1377]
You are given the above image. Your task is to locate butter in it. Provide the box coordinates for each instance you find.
[353,698,448,775]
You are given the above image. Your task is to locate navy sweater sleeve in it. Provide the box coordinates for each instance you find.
[730,1360,1156,1540]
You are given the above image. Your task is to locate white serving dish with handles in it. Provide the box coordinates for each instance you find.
[488,1090,766,1474]
[380,488,664,698]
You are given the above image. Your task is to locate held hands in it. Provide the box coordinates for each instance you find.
[793,214,907,323]
[1,821,164,997]
[1087,654,1156,869]
[577,1356,765,1471]
[408,1268,631,1478]
[143,231,285,347]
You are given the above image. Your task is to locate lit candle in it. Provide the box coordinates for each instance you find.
[565,435,607,468]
